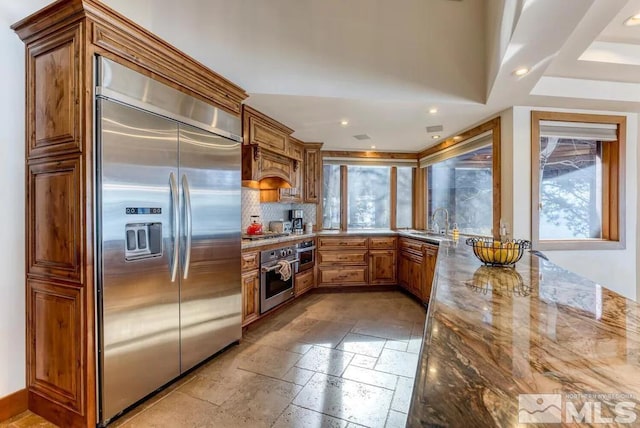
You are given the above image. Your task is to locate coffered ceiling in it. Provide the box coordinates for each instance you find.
[6,0,640,151]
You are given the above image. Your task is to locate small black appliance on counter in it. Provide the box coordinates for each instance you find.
[289,209,304,234]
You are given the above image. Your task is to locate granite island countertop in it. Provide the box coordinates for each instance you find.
[406,237,640,427]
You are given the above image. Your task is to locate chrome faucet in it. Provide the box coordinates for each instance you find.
[431,207,449,235]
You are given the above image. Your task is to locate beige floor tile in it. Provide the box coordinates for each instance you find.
[385,410,408,428]
[280,366,316,386]
[119,391,222,427]
[236,343,302,378]
[178,368,257,406]
[293,373,393,428]
[272,404,348,428]
[217,374,302,428]
[391,376,416,413]
[295,345,354,376]
[384,339,409,352]
[342,365,398,390]
[350,354,378,369]
[247,328,313,354]
[375,348,419,378]
[351,319,413,342]
[336,332,386,358]
[297,320,354,348]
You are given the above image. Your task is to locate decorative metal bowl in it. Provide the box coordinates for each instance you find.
[465,238,531,267]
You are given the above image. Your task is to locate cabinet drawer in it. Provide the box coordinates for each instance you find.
[318,236,368,250]
[295,269,314,296]
[399,238,425,255]
[318,267,368,286]
[241,251,259,272]
[400,249,424,264]
[318,250,368,265]
[369,236,396,249]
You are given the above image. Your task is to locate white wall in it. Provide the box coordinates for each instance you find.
[0,9,26,398]
[503,106,638,300]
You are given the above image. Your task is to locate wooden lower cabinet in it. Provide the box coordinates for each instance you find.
[369,250,397,285]
[398,237,438,302]
[241,270,260,326]
[294,269,315,296]
[317,235,398,287]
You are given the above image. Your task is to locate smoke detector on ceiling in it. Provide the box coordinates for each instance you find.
[426,125,443,133]
[353,134,371,140]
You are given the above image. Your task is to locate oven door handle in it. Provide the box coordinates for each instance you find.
[261,259,300,273]
[296,246,316,252]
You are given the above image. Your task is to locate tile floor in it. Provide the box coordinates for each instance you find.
[3,291,426,428]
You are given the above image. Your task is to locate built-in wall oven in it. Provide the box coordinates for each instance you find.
[296,240,315,273]
[260,245,298,314]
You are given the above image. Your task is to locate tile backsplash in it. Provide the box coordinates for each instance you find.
[241,188,317,232]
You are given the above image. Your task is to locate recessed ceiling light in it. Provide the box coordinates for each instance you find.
[370,145,376,149]
[453,135,462,141]
[624,13,640,26]
[429,108,438,114]
[432,135,440,139]
[340,120,349,126]
[513,67,529,77]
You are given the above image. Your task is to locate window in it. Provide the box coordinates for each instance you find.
[322,164,341,230]
[321,160,415,230]
[396,167,413,228]
[427,145,493,236]
[419,117,501,238]
[532,111,625,250]
[347,166,390,229]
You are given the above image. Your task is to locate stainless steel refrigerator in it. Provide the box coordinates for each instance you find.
[96,58,242,425]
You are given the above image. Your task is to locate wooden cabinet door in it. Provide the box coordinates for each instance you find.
[422,245,438,303]
[304,146,321,203]
[399,250,423,297]
[294,269,314,296]
[241,270,260,326]
[398,252,409,289]
[369,236,396,250]
[369,250,397,285]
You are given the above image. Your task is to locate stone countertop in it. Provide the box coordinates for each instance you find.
[241,232,317,250]
[406,237,640,426]
[241,229,430,250]
[316,229,398,236]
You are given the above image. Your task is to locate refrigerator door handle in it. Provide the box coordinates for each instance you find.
[182,174,193,279]
[169,172,180,282]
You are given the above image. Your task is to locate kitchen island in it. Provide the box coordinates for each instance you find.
[406,236,640,426]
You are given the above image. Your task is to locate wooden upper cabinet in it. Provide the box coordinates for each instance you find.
[304,143,323,204]
[243,105,293,156]
[288,138,304,161]
[27,22,84,159]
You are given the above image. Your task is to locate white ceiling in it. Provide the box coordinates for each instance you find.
[6,0,640,151]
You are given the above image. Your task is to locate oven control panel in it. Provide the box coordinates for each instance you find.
[260,245,297,264]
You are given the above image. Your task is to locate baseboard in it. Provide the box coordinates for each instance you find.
[0,388,28,422]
